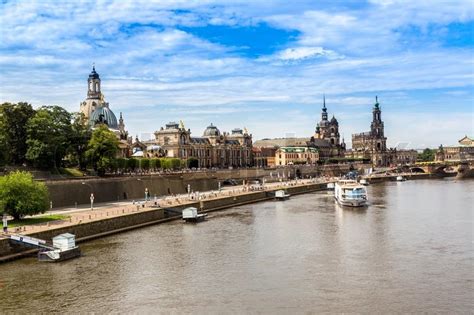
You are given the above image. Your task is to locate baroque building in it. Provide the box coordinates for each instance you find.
[80,66,130,157]
[349,96,389,166]
[253,96,345,164]
[142,121,253,168]
[435,136,474,162]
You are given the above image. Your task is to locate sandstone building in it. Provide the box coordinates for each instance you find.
[80,66,130,157]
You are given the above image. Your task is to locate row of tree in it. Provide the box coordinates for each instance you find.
[0,103,201,176]
[0,102,91,169]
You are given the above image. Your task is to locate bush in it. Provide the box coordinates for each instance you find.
[150,158,160,171]
[0,171,49,220]
[117,158,128,171]
[171,158,181,170]
[140,158,150,171]
[160,158,171,170]
[127,158,138,171]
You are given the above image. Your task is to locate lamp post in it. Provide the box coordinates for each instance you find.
[82,181,94,210]
[145,187,149,201]
[90,193,95,211]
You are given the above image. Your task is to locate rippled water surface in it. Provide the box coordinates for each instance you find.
[1,179,473,313]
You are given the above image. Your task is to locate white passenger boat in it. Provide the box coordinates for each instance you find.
[396,175,406,181]
[334,180,368,207]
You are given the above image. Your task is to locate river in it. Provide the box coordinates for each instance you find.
[1,178,472,313]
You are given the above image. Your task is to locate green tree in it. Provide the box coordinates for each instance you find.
[0,102,35,165]
[150,158,160,171]
[140,158,150,172]
[85,125,119,176]
[171,158,181,170]
[117,158,128,171]
[0,171,49,220]
[187,158,199,168]
[69,112,91,170]
[160,158,171,170]
[26,106,73,169]
[418,148,435,162]
[127,158,138,172]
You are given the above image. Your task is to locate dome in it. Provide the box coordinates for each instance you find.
[89,66,100,79]
[330,116,338,124]
[203,123,221,137]
[89,106,118,129]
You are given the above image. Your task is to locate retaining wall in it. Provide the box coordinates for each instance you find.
[0,182,328,262]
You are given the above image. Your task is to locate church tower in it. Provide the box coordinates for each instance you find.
[371,96,384,137]
[87,65,101,99]
[370,96,386,151]
[80,65,108,120]
[321,95,328,122]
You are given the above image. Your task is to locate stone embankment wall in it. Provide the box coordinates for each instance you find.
[0,182,329,262]
[45,165,350,207]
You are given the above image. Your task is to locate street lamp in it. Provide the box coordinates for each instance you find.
[82,181,94,210]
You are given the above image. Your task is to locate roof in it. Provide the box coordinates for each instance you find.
[88,66,100,80]
[190,137,210,144]
[203,123,221,137]
[278,146,318,153]
[458,136,473,146]
[254,138,310,148]
[225,140,240,145]
[89,106,118,129]
[309,138,331,148]
[53,233,75,239]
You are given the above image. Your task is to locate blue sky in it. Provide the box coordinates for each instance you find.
[0,0,473,148]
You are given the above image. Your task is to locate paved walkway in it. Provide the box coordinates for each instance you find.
[0,178,332,240]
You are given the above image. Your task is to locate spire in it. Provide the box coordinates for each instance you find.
[374,95,380,109]
[322,94,327,112]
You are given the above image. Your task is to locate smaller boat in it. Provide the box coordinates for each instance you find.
[38,233,81,262]
[334,180,368,207]
[182,207,207,223]
[396,176,406,181]
[359,179,369,186]
[275,190,290,201]
[326,182,335,190]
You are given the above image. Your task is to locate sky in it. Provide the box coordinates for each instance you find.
[0,0,473,148]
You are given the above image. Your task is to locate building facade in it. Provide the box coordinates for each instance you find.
[435,136,474,162]
[253,97,345,164]
[80,66,130,157]
[350,96,389,166]
[275,147,319,166]
[142,121,252,168]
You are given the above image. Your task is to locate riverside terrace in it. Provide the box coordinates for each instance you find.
[0,171,437,262]
[0,177,336,262]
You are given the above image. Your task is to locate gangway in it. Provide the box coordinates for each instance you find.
[9,234,81,262]
[9,234,55,251]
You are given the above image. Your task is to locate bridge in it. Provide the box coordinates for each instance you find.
[370,161,473,176]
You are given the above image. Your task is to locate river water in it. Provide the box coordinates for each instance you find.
[1,179,473,313]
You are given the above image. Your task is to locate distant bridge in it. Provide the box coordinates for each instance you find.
[372,161,473,175]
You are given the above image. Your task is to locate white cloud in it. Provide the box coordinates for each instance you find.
[0,0,472,146]
[276,46,343,61]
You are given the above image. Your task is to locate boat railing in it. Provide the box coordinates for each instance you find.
[341,193,367,200]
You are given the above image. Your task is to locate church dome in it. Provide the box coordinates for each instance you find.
[89,66,100,79]
[203,123,221,137]
[330,116,338,124]
[89,106,118,129]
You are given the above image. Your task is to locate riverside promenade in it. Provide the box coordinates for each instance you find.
[0,177,333,261]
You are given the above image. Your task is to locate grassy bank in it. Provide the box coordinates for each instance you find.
[7,214,69,228]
